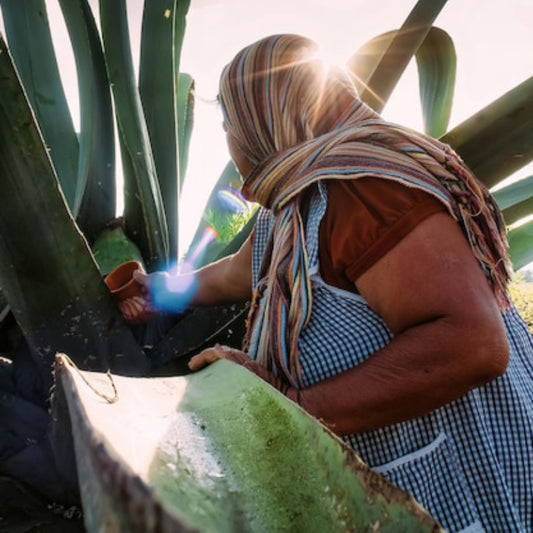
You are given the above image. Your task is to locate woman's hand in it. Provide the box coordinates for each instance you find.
[189,344,250,370]
[189,344,301,405]
[113,270,155,326]
[115,269,194,324]
[141,270,197,313]
[119,236,253,326]
[117,295,153,325]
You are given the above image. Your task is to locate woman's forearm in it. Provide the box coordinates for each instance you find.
[190,251,252,306]
[139,237,253,313]
[179,236,253,306]
[300,315,509,436]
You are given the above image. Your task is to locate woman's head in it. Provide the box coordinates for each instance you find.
[219,34,372,171]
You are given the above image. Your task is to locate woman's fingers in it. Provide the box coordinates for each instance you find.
[188,344,252,371]
[118,295,152,325]
[118,298,136,320]
[188,345,227,371]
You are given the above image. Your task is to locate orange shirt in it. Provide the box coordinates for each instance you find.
[319,179,446,291]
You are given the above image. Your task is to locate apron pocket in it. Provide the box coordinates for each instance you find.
[372,433,483,533]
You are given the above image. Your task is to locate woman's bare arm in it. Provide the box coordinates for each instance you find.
[188,236,253,305]
[126,236,253,319]
[300,212,509,435]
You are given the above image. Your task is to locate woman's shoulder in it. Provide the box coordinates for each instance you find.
[319,178,447,285]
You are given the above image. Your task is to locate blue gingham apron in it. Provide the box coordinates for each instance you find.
[251,182,533,533]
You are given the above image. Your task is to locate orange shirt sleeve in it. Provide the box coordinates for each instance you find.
[319,178,446,291]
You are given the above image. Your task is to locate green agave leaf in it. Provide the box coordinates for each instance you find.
[415,27,456,138]
[173,0,192,189]
[172,0,190,72]
[507,220,533,271]
[348,23,455,137]
[0,35,149,389]
[177,72,195,191]
[503,198,533,228]
[352,0,448,113]
[492,176,533,210]
[492,175,533,226]
[0,288,8,324]
[58,357,442,532]
[99,0,169,271]
[442,77,533,189]
[58,0,115,242]
[140,1,183,263]
[191,210,256,271]
[149,303,249,372]
[0,0,79,209]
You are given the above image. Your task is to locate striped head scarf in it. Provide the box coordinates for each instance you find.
[219,34,512,388]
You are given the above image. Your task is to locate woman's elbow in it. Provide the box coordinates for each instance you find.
[480,336,509,382]
[463,316,509,385]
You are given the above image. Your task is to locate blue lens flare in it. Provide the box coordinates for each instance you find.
[216,187,249,214]
[150,228,218,313]
[150,269,197,313]
[188,227,218,266]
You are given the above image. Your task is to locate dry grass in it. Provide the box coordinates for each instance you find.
[508,276,533,334]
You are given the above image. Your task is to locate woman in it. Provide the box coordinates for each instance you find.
[124,34,533,532]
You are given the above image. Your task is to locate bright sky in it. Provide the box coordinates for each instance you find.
[2,0,533,258]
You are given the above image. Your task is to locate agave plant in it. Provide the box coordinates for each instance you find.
[0,0,532,527]
[0,0,247,518]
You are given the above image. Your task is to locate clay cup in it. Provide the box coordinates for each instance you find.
[104,261,153,324]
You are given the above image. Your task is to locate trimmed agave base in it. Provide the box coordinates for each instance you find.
[55,354,443,533]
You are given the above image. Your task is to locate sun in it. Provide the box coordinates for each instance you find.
[315,41,350,72]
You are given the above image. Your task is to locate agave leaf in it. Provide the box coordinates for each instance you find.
[0,289,8,326]
[0,35,150,389]
[173,0,192,186]
[186,209,256,278]
[58,0,115,242]
[347,30,395,96]
[442,77,533,189]
[172,0,190,71]
[415,27,456,138]
[188,161,242,242]
[149,303,250,372]
[507,220,533,271]
[99,0,169,271]
[354,0,448,113]
[139,1,189,263]
[492,175,533,210]
[57,356,442,532]
[492,175,533,226]
[0,0,79,210]
[348,23,455,137]
[503,199,533,228]
[177,72,195,191]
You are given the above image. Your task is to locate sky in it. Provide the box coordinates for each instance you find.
[2,0,533,259]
